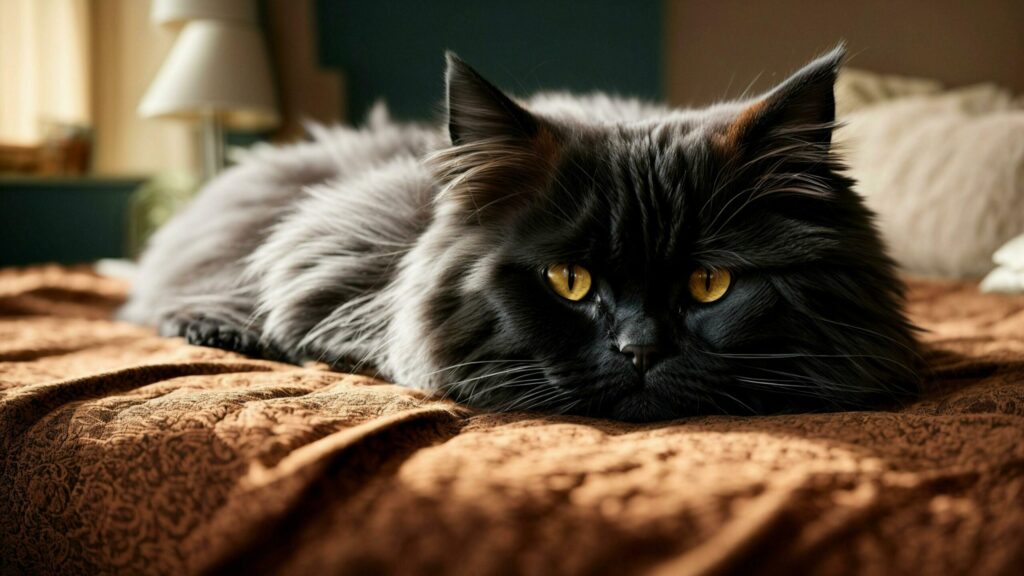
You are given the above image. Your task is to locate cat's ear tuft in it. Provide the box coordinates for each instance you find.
[433,53,560,221]
[718,44,845,153]
[445,52,539,145]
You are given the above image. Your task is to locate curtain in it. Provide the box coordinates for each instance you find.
[0,0,198,174]
[0,0,91,145]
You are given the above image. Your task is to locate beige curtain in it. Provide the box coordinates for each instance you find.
[0,0,91,145]
[0,0,198,174]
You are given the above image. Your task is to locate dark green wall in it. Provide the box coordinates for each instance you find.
[315,0,663,122]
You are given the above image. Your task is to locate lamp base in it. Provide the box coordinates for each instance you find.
[200,111,224,182]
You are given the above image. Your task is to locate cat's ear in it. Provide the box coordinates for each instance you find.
[433,53,559,220]
[716,44,844,155]
[445,52,539,145]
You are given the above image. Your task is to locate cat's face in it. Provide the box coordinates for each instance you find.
[423,48,919,421]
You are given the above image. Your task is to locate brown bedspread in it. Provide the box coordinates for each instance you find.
[1,266,1022,575]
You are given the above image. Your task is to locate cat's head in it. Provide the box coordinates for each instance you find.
[419,46,919,421]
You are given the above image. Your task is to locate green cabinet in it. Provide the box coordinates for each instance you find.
[0,177,145,266]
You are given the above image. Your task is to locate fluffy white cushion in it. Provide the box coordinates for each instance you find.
[834,83,1024,278]
[981,234,1024,293]
[834,68,943,117]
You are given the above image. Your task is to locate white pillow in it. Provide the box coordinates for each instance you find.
[980,234,1024,293]
[834,85,1024,278]
[835,68,943,117]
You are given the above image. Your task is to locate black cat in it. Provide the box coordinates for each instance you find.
[121,45,920,421]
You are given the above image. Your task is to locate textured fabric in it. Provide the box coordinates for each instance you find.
[1,265,1023,575]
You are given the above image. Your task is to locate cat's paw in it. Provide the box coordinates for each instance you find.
[159,314,262,357]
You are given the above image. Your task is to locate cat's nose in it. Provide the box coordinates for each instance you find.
[620,344,661,373]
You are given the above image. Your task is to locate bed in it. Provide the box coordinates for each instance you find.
[1,265,1022,574]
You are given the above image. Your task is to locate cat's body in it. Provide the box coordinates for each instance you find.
[122,47,920,421]
[120,94,672,378]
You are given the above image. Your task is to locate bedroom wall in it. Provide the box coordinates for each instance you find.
[665,0,1024,106]
[313,0,663,122]
[310,1,1022,123]
[90,0,199,175]
[263,0,344,141]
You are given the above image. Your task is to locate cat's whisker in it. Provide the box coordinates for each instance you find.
[694,391,727,414]
[735,376,822,392]
[559,396,585,415]
[325,322,400,374]
[426,359,542,377]
[703,342,915,399]
[813,316,923,361]
[748,371,870,394]
[443,366,548,403]
[503,384,569,413]
[701,349,917,375]
[709,388,757,414]
[473,379,552,405]
[449,365,549,387]
[458,374,550,408]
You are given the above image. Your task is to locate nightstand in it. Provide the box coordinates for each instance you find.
[0,176,146,266]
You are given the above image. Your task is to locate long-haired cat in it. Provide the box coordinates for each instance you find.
[121,45,920,421]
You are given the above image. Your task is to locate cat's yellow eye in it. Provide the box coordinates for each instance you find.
[689,267,731,303]
[546,263,592,301]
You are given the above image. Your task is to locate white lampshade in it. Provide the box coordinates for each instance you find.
[151,0,258,28]
[138,20,279,130]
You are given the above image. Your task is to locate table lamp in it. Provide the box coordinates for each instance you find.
[138,14,278,181]
[149,0,257,28]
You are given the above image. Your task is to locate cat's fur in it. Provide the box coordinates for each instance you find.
[121,46,920,421]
